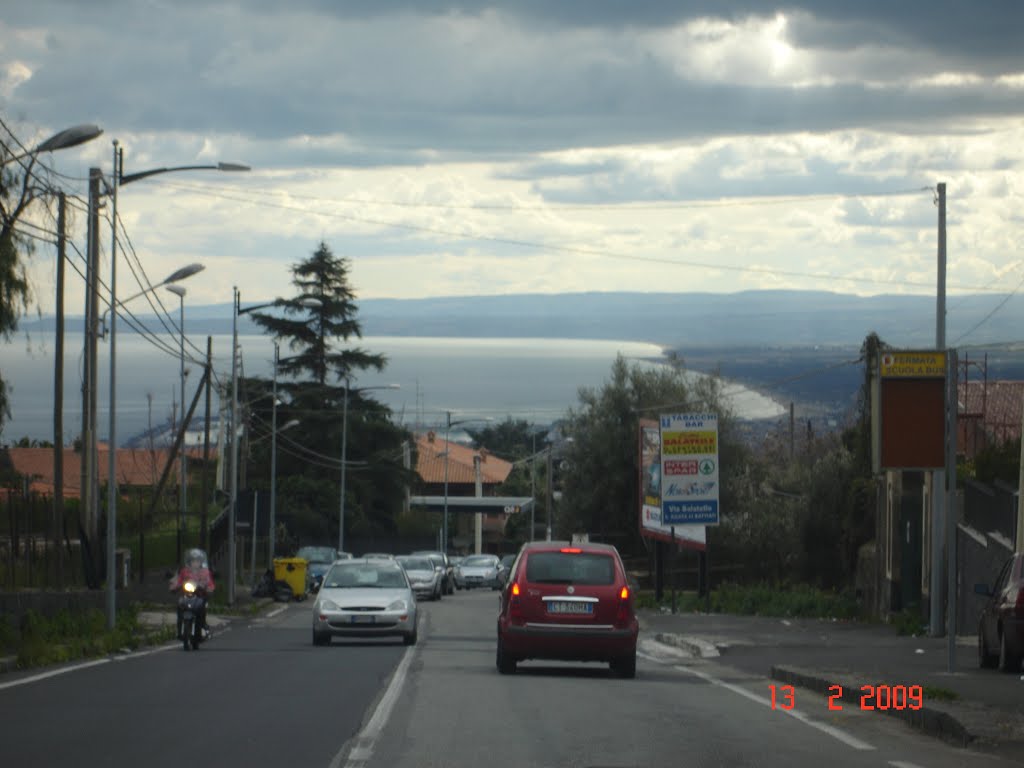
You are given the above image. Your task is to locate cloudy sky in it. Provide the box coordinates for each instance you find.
[3,0,1023,312]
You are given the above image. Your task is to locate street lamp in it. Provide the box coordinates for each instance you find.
[104,144,246,629]
[1,123,103,167]
[339,380,400,553]
[441,412,491,554]
[166,284,188,564]
[229,293,321,604]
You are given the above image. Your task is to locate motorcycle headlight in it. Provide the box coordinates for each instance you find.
[183,581,196,593]
[388,599,408,611]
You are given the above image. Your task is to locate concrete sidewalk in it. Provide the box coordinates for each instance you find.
[639,608,1024,759]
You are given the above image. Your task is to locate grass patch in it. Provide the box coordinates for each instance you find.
[889,609,928,636]
[923,686,959,702]
[9,606,175,670]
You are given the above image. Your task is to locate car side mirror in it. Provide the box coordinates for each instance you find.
[974,583,993,597]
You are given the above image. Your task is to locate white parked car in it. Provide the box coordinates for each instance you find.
[454,554,502,590]
[312,558,418,646]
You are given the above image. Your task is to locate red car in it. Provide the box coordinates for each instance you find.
[496,541,639,678]
[976,551,1024,672]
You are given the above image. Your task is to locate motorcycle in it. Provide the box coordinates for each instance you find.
[178,579,209,651]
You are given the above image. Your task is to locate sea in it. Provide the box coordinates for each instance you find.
[0,332,785,445]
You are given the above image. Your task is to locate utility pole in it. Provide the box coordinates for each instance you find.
[200,336,213,551]
[546,447,553,541]
[81,167,102,587]
[54,192,66,587]
[930,182,946,637]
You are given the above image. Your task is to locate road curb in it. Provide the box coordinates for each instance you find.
[652,632,720,658]
[770,664,973,747]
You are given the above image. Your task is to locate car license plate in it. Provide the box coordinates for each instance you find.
[547,601,593,615]
[350,614,375,624]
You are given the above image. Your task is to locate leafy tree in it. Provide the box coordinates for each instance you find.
[242,241,412,544]
[558,355,737,557]
[0,144,44,433]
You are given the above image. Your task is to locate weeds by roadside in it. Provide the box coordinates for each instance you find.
[4,606,176,670]
[636,582,861,620]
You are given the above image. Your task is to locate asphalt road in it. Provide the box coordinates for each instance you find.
[1,593,1020,768]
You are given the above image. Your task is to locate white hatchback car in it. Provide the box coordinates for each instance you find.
[312,559,418,646]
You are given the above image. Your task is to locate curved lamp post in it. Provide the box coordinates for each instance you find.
[339,381,400,553]
[229,294,321,604]
[1,123,103,167]
[104,144,247,629]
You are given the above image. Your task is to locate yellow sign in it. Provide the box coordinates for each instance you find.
[880,351,946,378]
[662,430,718,455]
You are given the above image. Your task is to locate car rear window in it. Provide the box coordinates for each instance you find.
[525,551,615,585]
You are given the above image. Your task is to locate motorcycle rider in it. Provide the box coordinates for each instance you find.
[169,548,215,639]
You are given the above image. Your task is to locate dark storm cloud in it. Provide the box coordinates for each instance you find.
[6,0,1023,169]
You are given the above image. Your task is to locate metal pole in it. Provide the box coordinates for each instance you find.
[269,342,279,564]
[228,287,239,605]
[443,411,450,553]
[106,142,119,629]
[178,292,186,560]
[946,348,959,672]
[339,378,349,553]
[546,447,553,541]
[250,490,258,586]
[530,430,536,542]
[200,336,212,552]
[54,192,66,588]
[930,181,947,637]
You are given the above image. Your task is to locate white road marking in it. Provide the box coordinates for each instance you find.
[637,650,875,752]
[0,658,110,690]
[888,762,926,768]
[265,605,288,619]
[332,644,417,768]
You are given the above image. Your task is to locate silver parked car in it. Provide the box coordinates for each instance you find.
[454,553,502,590]
[312,559,418,646]
[396,555,443,601]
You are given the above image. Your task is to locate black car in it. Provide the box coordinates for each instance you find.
[976,552,1024,672]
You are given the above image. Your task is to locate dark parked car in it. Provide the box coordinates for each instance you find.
[496,541,638,678]
[295,546,345,593]
[976,551,1024,672]
[495,554,517,587]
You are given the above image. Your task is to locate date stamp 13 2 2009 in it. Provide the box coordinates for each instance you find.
[769,684,924,713]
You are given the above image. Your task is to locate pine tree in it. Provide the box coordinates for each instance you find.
[244,241,411,544]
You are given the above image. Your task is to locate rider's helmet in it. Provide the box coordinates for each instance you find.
[185,548,205,569]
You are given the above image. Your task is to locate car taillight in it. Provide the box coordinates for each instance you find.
[616,585,631,625]
[1014,585,1024,617]
[560,547,582,554]
[509,582,523,620]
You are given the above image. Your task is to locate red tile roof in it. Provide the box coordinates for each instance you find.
[958,380,1024,457]
[415,432,512,486]
[4,446,213,498]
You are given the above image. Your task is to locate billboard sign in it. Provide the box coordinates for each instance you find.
[639,420,705,549]
[660,413,720,525]
[878,350,947,470]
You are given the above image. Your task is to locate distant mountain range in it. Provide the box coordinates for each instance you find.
[24,289,1024,351]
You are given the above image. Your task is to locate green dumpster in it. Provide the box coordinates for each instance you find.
[274,557,308,601]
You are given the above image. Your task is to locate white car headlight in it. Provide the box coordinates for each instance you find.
[388,599,408,611]
[318,598,340,611]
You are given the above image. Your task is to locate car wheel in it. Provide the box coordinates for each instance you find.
[313,630,330,646]
[611,651,637,679]
[979,624,997,668]
[403,628,418,646]
[999,628,1021,673]
[496,635,517,675]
